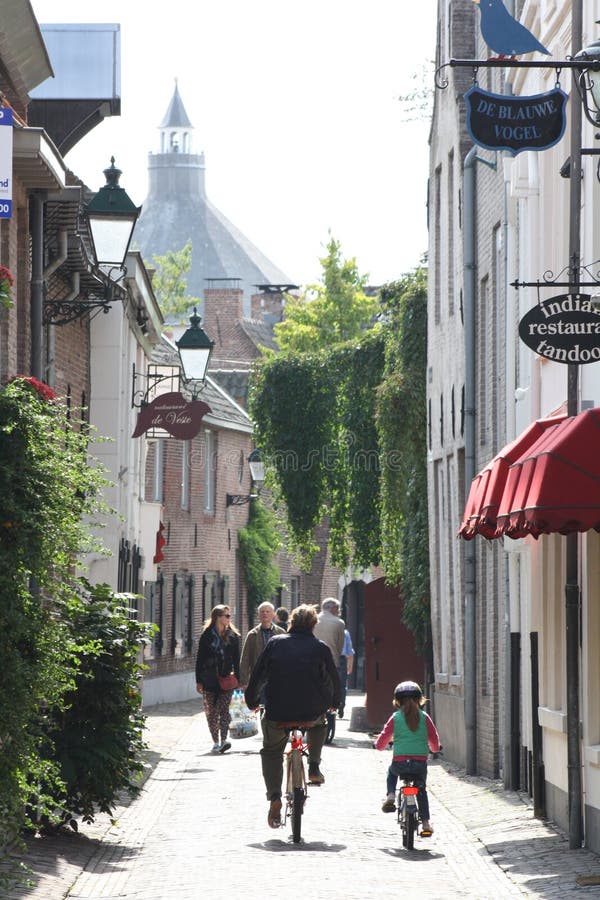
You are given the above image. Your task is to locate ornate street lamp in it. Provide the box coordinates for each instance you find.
[573,40,600,126]
[44,158,142,325]
[175,307,214,384]
[84,157,141,271]
[226,449,265,507]
[247,448,265,483]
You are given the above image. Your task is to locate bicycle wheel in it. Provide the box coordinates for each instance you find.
[405,809,417,850]
[291,786,304,843]
[290,746,305,843]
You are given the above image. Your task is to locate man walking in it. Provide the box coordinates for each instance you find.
[240,601,285,687]
[245,604,341,828]
[314,597,345,667]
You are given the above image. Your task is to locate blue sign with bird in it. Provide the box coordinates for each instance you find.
[465,86,568,154]
[473,0,549,58]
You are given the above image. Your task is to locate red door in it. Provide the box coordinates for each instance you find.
[364,577,424,729]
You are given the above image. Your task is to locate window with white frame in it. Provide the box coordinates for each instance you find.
[204,430,216,514]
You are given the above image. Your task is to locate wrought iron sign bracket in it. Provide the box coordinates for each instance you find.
[435,57,600,90]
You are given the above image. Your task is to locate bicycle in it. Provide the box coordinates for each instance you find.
[277,720,318,843]
[397,777,421,850]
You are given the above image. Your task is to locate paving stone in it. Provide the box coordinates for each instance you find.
[5,694,600,898]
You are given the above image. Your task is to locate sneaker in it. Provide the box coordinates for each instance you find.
[211,743,221,753]
[219,741,231,753]
[267,797,282,828]
[381,796,396,813]
[308,762,325,784]
[421,820,434,836]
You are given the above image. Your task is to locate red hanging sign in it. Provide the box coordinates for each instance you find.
[132,391,211,439]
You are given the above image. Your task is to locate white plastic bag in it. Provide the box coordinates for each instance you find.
[229,689,259,739]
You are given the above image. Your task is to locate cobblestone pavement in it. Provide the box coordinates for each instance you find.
[6,694,600,899]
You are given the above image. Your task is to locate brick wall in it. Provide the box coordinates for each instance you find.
[144,423,254,679]
[203,286,258,370]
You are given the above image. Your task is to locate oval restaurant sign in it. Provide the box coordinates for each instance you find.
[465,86,568,155]
[132,391,211,438]
[519,294,600,364]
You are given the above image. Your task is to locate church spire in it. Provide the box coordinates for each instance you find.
[159,80,194,153]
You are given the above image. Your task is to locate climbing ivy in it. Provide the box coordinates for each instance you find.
[376,269,431,652]
[249,267,429,654]
[237,499,282,625]
[250,354,338,562]
[249,331,385,568]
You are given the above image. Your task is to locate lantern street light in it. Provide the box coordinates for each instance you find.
[85,157,141,271]
[176,307,215,385]
[226,449,265,507]
[43,158,142,325]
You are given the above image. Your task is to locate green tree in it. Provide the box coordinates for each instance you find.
[273,235,378,354]
[148,240,201,320]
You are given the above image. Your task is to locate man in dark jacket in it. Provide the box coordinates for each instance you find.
[245,603,341,828]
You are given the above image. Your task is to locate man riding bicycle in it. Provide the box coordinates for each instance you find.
[245,604,341,828]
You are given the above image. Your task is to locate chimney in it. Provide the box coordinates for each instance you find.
[203,278,244,363]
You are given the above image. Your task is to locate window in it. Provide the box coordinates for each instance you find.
[448,150,455,316]
[290,576,299,607]
[181,440,190,510]
[203,571,219,621]
[434,165,442,324]
[204,430,217,514]
[153,439,165,503]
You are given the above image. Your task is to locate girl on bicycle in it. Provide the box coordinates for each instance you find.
[374,680,440,836]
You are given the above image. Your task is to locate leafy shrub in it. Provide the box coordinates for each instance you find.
[44,582,155,824]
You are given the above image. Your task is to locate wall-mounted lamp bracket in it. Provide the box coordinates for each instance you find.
[226,493,258,507]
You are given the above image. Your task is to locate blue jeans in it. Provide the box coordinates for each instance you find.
[386,758,429,821]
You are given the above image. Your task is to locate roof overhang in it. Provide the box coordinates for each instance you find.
[0,0,53,103]
[13,126,66,191]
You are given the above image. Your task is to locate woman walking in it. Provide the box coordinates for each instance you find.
[195,604,241,753]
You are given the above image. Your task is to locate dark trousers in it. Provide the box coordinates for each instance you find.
[260,715,327,801]
[386,758,430,820]
[337,657,348,711]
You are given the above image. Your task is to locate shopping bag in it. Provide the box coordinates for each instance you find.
[229,689,259,738]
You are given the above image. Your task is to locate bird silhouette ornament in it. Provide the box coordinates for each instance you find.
[473,0,550,58]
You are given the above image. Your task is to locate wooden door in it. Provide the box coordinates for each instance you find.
[364,577,424,729]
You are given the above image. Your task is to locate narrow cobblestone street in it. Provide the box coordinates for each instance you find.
[7,694,600,899]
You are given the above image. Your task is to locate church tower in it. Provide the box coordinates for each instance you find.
[134,83,293,314]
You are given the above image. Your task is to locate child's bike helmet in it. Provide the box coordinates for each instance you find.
[394,680,423,701]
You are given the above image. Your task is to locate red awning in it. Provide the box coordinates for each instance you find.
[458,414,566,540]
[495,407,600,539]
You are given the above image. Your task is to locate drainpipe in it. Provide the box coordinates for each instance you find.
[463,146,477,775]
[565,0,583,849]
[44,231,69,386]
[30,194,45,380]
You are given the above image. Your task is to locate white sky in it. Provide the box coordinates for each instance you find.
[30,0,436,288]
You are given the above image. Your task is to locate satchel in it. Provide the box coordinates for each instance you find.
[218,672,239,691]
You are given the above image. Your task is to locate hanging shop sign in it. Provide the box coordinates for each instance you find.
[465,86,568,155]
[132,391,211,439]
[0,106,13,218]
[518,293,600,364]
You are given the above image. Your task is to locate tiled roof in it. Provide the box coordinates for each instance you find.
[239,318,279,352]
